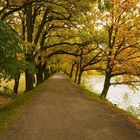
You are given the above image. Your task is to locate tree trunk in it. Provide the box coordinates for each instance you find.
[25,71,34,92]
[13,73,20,94]
[70,62,76,79]
[44,68,50,80]
[36,65,44,85]
[26,4,33,43]
[36,55,44,85]
[74,64,79,83]
[77,69,83,84]
[77,49,83,84]
[50,67,53,75]
[100,72,111,99]
[25,4,34,92]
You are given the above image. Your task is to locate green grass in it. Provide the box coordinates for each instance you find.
[0,80,47,135]
[61,75,140,128]
[1,74,139,135]
[80,84,140,129]
[66,75,140,126]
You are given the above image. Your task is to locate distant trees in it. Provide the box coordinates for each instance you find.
[56,0,140,100]
[1,0,140,100]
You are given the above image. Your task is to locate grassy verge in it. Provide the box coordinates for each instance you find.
[65,76,140,129]
[0,80,47,135]
[81,85,140,129]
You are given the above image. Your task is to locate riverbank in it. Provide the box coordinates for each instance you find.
[82,76,140,119]
[80,84,140,129]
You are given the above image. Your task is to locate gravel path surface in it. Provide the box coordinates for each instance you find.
[0,73,140,140]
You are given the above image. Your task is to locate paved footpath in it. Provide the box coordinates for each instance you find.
[0,73,140,140]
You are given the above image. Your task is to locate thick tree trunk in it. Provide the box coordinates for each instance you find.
[36,72,43,85]
[25,54,34,92]
[13,73,20,94]
[100,72,111,99]
[25,4,34,92]
[25,71,34,92]
[77,69,83,84]
[44,68,50,80]
[26,4,33,43]
[36,65,44,85]
[36,55,44,85]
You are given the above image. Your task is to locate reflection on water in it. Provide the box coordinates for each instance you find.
[83,76,140,119]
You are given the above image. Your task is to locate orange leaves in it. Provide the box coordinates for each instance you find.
[109,0,139,21]
[128,0,140,4]
[9,0,25,6]
[110,0,139,6]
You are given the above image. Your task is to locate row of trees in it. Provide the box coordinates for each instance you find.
[54,0,140,98]
[0,0,140,99]
[0,0,93,92]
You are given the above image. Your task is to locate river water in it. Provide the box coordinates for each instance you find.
[83,76,140,119]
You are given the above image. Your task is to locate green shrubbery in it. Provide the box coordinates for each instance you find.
[0,86,17,99]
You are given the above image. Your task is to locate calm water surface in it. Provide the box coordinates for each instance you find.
[83,76,140,119]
